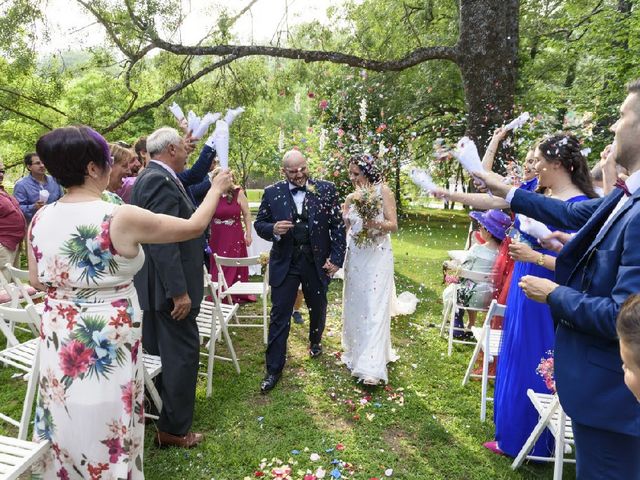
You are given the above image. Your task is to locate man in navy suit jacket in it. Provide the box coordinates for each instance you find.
[255,150,346,393]
[477,80,640,478]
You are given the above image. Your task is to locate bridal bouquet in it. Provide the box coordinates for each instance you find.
[352,185,382,247]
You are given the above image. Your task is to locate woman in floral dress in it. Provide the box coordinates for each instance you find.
[28,126,232,479]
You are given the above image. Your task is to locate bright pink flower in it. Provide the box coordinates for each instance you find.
[57,467,70,480]
[101,437,125,463]
[304,475,317,480]
[319,99,329,110]
[121,381,134,414]
[59,340,94,378]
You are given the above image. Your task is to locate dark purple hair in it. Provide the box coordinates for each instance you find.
[35,126,112,188]
[349,154,382,184]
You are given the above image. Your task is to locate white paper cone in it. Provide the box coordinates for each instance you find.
[187,110,200,134]
[192,112,221,139]
[39,190,50,203]
[213,120,230,169]
[453,136,483,174]
[168,102,185,122]
[517,214,563,249]
[409,168,437,193]
[505,112,530,131]
[224,106,245,126]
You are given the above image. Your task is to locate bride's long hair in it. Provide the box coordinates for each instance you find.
[349,154,382,184]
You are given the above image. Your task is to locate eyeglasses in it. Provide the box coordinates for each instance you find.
[115,140,131,148]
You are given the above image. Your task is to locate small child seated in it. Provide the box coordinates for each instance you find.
[443,209,511,338]
[617,294,640,401]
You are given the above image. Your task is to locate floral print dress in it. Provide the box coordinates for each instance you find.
[30,200,145,480]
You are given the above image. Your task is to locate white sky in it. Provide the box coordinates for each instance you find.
[38,0,343,55]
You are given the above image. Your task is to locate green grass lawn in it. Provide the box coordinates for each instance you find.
[0,208,572,479]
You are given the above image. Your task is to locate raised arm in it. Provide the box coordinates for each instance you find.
[481,127,508,172]
[367,184,397,233]
[111,170,232,253]
[433,187,510,210]
[177,144,216,186]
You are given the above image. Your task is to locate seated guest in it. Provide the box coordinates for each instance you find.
[13,152,63,222]
[443,209,511,336]
[618,294,640,402]
[0,160,26,280]
[208,168,255,303]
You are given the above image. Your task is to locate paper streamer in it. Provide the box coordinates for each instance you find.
[168,102,185,122]
[192,112,221,139]
[517,214,563,250]
[213,120,230,169]
[409,168,437,193]
[504,112,530,131]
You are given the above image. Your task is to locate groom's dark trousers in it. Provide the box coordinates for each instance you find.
[267,247,327,374]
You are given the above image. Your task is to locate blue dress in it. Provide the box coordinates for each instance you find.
[493,192,588,458]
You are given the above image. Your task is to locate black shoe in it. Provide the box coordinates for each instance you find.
[309,343,322,358]
[260,373,281,394]
[292,311,304,325]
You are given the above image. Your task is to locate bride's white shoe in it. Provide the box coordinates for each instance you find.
[362,377,379,386]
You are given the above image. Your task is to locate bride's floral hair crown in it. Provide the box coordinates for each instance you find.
[349,153,382,184]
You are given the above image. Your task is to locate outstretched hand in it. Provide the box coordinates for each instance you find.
[471,171,511,197]
[540,231,573,253]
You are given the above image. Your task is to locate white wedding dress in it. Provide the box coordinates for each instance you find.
[341,184,416,384]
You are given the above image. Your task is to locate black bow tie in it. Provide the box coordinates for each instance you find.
[290,185,306,195]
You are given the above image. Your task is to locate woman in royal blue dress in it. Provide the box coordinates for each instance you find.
[489,133,598,457]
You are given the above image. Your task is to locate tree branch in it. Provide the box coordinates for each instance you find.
[0,104,52,129]
[101,54,242,133]
[147,39,459,71]
[0,87,68,117]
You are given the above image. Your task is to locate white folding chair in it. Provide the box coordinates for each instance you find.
[440,268,493,356]
[214,254,270,344]
[0,304,40,373]
[4,265,45,321]
[461,300,506,421]
[142,353,163,420]
[196,269,240,397]
[0,342,50,480]
[512,390,575,480]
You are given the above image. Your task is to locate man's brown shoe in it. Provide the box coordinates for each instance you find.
[155,431,204,448]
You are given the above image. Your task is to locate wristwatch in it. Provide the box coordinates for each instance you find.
[536,253,545,266]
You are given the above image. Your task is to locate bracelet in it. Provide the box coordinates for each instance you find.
[536,253,545,266]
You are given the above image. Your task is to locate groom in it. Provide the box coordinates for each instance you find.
[255,149,346,393]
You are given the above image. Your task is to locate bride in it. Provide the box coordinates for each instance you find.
[341,154,412,385]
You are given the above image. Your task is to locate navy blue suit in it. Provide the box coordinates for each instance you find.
[511,187,640,478]
[255,179,346,374]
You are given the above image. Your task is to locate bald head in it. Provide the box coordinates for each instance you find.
[282,149,305,168]
[281,149,309,186]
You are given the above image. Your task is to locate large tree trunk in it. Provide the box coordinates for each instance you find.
[457,0,519,158]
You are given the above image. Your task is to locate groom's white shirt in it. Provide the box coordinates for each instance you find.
[289,181,307,214]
